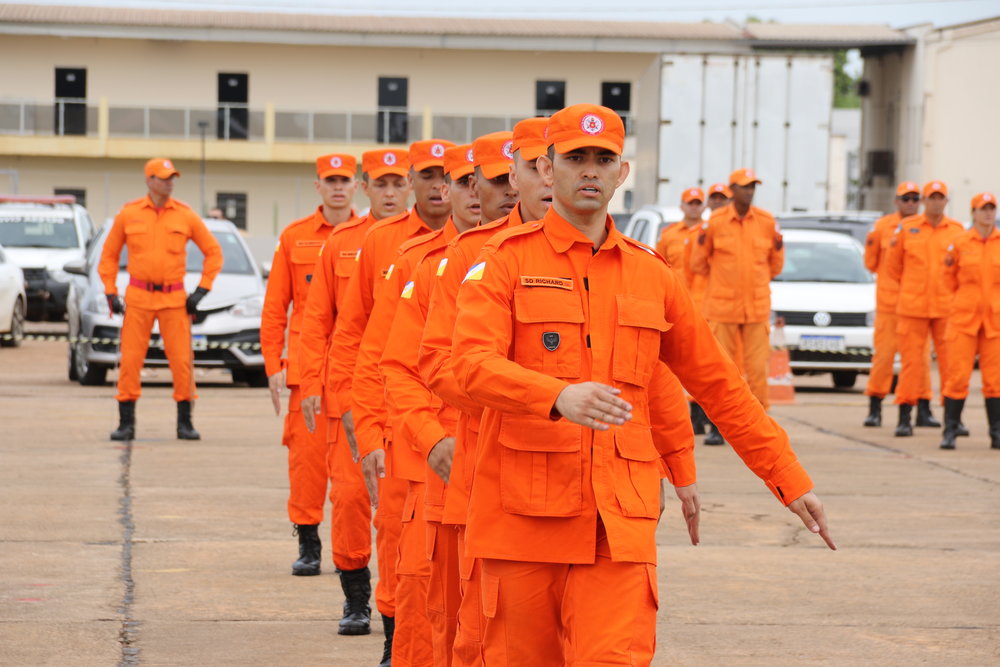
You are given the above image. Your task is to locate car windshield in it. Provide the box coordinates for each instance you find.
[118,231,254,275]
[0,215,79,249]
[774,240,873,283]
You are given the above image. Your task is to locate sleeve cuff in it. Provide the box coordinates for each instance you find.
[416,421,449,458]
[764,459,813,506]
[661,454,697,488]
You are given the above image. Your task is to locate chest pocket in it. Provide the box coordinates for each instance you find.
[291,244,322,300]
[124,221,150,256]
[165,222,189,255]
[512,289,584,379]
[497,414,583,517]
[613,295,670,387]
[753,236,772,264]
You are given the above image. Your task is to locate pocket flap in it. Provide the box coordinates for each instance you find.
[613,422,660,462]
[514,289,584,324]
[616,294,670,331]
[291,245,321,265]
[498,414,581,453]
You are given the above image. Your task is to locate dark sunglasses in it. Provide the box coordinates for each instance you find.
[899,195,920,203]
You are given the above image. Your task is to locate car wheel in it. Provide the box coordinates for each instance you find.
[68,344,79,380]
[832,371,858,389]
[75,340,108,386]
[0,296,25,348]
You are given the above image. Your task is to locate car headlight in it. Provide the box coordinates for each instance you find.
[230,295,264,318]
[87,292,110,315]
[865,311,875,327]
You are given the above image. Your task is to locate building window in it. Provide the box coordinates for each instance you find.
[601,81,631,132]
[54,67,87,136]
[535,80,566,117]
[54,188,86,208]
[216,192,247,230]
[217,73,249,140]
[377,77,409,144]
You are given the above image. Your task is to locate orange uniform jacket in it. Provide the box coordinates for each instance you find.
[452,209,811,565]
[689,204,783,324]
[656,221,706,308]
[864,212,903,313]
[944,227,1000,338]
[884,214,965,319]
[298,214,376,415]
[99,196,222,309]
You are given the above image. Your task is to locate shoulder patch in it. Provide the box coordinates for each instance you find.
[463,261,486,283]
[436,257,448,276]
[384,264,395,280]
[400,280,415,299]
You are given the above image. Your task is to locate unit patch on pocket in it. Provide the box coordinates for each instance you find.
[542,332,561,351]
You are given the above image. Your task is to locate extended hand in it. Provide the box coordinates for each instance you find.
[342,410,359,463]
[553,382,632,430]
[186,286,209,315]
[362,448,386,508]
[787,491,836,550]
[301,395,322,433]
[427,436,456,484]
[267,370,286,416]
[674,483,701,545]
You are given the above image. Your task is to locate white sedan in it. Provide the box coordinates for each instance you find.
[0,243,27,347]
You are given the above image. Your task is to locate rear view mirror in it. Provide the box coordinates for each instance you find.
[63,258,87,276]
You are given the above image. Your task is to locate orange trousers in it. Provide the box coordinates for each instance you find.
[709,320,769,409]
[393,481,434,667]
[479,525,657,666]
[283,387,329,527]
[895,316,948,405]
[426,521,461,667]
[325,416,373,571]
[374,466,408,619]
[943,328,1000,399]
[865,311,932,399]
[116,305,194,402]
[452,526,485,667]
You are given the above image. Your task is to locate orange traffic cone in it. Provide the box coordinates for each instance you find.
[767,320,796,405]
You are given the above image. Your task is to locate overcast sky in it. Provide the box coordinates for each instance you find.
[10,0,1000,29]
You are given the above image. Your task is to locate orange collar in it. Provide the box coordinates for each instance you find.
[541,208,631,255]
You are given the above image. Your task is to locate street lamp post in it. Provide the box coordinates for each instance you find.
[197,120,209,216]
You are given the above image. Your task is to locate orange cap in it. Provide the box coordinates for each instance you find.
[729,168,761,187]
[512,117,548,161]
[362,149,408,179]
[708,183,732,198]
[546,104,625,155]
[681,187,705,204]
[972,192,997,209]
[444,144,475,180]
[409,139,455,173]
[895,181,920,197]
[144,158,180,179]
[472,131,515,180]
[923,180,948,197]
[316,153,356,179]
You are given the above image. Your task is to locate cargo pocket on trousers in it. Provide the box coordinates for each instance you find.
[612,422,662,519]
[612,294,670,387]
[480,570,500,620]
[498,414,583,517]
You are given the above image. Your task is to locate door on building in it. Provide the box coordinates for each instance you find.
[54,68,87,136]
[601,81,631,132]
[216,192,247,230]
[218,73,249,140]
[377,77,408,144]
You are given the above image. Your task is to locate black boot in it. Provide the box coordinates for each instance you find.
[690,402,707,435]
[291,524,321,576]
[986,398,1000,450]
[938,397,964,450]
[956,421,970,437]
[704,421,725,446]
[338,567,372,635]
[894,404,913,437]
[863,395,882,427]
[915,398,941,428]
[379,614,395,667]
[110,400,136,441]
[176,400,201,440]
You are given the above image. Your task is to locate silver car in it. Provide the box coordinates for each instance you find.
[63,218,266,386]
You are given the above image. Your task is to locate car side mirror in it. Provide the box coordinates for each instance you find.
[260,262,270,280]
[63,258,87,276]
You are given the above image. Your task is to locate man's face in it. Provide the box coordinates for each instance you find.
[509,153,551,222]
[443,174,481,230]
[896,193,920,217]
[362,174,410,220]
[410,167,450,219]
[924,192,948,216]
[473,168,518,222]
[146,174,175,199]
[730,182,756,207]
[540,147,628,216]
[681,199,706,221]
[315,174,357,211]
[973,203,996,228]
[707,193,729,210]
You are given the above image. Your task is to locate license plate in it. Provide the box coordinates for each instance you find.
[799,335,846,353]
[192,335,208,351]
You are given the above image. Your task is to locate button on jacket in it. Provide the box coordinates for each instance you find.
[884,214,965,319]
[944,227,1000,338]
[452,208,811,565]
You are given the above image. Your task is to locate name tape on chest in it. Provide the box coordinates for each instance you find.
[339,250,358,259]
[520,276,574,290]
[296,240,325,247]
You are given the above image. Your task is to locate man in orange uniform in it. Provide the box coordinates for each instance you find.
[327,139,453,667]
[940,192,1000,450]
[706,182,732,211]
[261,153,357,577]
[100,158,223,442]
[884,180,965,436]
[296,148,411,635]
[862,181,936,427]
[690,168,783,446]
[450,104,835,665]
[379,143,482,667]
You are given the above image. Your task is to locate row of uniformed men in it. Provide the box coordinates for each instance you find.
[260,104,835,667]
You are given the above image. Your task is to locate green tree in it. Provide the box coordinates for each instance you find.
[833,50,861,109]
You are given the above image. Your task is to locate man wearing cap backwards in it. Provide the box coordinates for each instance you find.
[706,182,732,211]
[100,158,223,442]
[296,149,411,636]
[326,139,454,667]
[690,168,783,447]
[450,104,834,665]
[862,182,938,429]
[260,154,358,580]
[884,180,965,437]
[939,192,1000,450]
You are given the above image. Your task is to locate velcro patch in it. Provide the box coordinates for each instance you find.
[520,276,574,290]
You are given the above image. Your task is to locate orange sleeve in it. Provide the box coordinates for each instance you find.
[381,257,448,459]
[654,226,670,259]
[260,234,293,379]
[647,363,696,487]
[688,221,712,276]
[864,222,882,273]
[298,231,338,400]
[883,223,905,284]
[189,214,223,289]
[98,209,128,295]
[767,217,784,279]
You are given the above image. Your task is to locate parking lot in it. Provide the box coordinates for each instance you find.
[2,331,998,666]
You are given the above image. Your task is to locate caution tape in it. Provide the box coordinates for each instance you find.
[0,332,262,351]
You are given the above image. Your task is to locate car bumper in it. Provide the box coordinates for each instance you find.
[24,272,69,320]
[783,325,873,372]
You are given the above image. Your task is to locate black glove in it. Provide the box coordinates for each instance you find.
[186,287,209,315]
[106,294,124,315]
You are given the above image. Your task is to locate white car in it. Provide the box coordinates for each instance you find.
[0,243,27,347]
[619,205,685,246]
[771,229,876,388]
